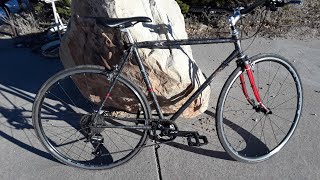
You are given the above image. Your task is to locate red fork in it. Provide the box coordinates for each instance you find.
[240,63,270,113]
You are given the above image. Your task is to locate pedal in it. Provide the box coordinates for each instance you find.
[169,130,209,147]
[187,134,208,147]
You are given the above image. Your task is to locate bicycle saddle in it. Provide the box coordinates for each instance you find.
[93,16,152,28]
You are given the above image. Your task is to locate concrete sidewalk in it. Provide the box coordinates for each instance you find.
[0,37,320,180]
[0,38,159,180]
[158,38,320,180]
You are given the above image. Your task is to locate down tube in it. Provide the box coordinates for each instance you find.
[170,49,239,121]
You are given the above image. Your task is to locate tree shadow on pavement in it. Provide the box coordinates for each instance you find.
[0,37,63,162]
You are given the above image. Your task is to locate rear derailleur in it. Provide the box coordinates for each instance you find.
[80,113,107,156]
[149,120,208,147]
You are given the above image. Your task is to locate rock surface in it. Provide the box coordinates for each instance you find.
[60,0,210,118]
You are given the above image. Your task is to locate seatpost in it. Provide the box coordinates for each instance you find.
[120,28,135,44]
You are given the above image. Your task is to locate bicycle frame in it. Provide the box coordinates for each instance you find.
[101,10,266,122]
[43,0,67,40]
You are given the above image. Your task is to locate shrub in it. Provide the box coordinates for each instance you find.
[32,0,71,24]
[176,0,255,13]
[176,0,190,14]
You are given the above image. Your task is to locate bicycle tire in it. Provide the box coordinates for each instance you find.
[216,54,303,163]
[32,65,151,169]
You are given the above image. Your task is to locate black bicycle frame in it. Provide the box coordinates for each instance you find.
[101,9,250,122]
[111,34,245,121]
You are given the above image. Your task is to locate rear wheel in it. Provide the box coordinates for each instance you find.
[216,54,303,163]
[32,65,151,169]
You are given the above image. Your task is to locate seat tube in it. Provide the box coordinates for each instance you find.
[132,47,164,119]
[122,28,165,119]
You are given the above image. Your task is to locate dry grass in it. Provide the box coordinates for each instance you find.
[13,12,40,35]
[186,1,320,39]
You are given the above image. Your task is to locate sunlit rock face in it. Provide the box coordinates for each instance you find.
[60,0,210,118]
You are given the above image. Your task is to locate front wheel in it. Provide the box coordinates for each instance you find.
[216,54,303,163]
[32,65,151,169]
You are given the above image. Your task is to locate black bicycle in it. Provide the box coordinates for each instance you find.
[32,0,303,170]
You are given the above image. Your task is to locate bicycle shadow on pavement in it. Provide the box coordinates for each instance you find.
[0,37,63,162]
[165,109,269,161]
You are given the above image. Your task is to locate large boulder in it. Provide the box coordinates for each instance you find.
[60,0,210,118]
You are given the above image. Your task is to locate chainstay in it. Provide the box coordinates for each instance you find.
[102,114,167,123]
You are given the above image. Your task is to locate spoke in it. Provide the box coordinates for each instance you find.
[23,129,33,146]
[54,136,87,147]
[259,115,267,146]
[227,111,256,138]
[51,133,90,155]
[262,63,281,104]
[111,129,134,149]
[66,131,82,157]
[104,129,141,140]
[224,111,258,151]
[82,73,95,112]
[41,111,83,121]
[268,72,290,107]
[245,114,265,146]
[47,91,73,109]
[223,133,246,143]
[58,82,82,114]
[104,132,122,154]
[235,80,243,91]
[77,140,89,160]
[271,108,296,111]
[270,113,293,123]
[267,116,286,135]
[60,144,92,161]
[261,61,271,103]
[227,95,250,105]
[41,124,81,129]
[44,126,79,137]
[44,125,88,142]
[53,128,81,146]
[267,115,278,145]
[235,139,245,151]
[234,115,265,151]
[223,108,254,112]
[46,91,87,115]
[44,128,92,156]
[271,96,297,109]
[235,80,252,104]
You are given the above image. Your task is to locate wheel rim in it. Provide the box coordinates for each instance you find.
[218,56,302,162]
[34,67,149,169]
